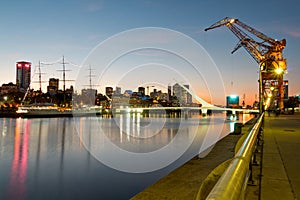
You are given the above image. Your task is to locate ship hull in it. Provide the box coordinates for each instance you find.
[16,106,102,118]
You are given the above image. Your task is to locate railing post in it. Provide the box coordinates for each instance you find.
[248,156,256,186]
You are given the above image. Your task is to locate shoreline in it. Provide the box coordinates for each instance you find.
[131,116,257,199]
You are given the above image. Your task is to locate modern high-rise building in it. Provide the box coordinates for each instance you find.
[16,61,31,91]
[185,85,192,105]
[167,86,172,101]
[173,83,192,105]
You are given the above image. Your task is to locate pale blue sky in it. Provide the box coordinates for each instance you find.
[1,0,300,105]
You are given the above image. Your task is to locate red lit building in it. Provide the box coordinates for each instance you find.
[16,61,31,91]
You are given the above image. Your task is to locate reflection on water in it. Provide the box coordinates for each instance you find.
[8,119,29,200]
[0,113,253,200]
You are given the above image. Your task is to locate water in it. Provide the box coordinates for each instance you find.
[0,113,253,200]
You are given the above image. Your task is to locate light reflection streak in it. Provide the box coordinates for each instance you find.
[242,113,250,124]
[230,122,235,133]
[126,114,130,141]
[132,113,136,137]
[136,113,141,137]
[120,115,123,143]
[8,119,29,200]
[77,113,253,172]
[79,118,83,149]
[2,118,7,136]
[34,119,42,183]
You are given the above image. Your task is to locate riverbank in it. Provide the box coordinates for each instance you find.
[131,117,257,199]
[0,109,18,118]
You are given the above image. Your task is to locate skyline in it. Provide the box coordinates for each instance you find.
[1,0,300,105]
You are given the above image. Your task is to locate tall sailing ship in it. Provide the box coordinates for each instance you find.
[16,103,102,118]
[16,57,102,118]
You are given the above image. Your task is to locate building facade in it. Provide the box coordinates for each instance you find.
[16,61,31,91]
[173,83,192,106]
[0,82,18,95]
[47,78,59,94]
[105,87,114,98]
[114,87,122,96]
[138,87,145,96]
[226,95,240,108]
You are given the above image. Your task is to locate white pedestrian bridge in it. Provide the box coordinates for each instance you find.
[113,82,259,115]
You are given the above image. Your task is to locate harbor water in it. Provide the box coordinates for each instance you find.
[0,113,253,200]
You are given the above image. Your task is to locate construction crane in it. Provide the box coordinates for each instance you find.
[205,17,287,112]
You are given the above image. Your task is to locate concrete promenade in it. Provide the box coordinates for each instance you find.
[261,113,300,200]
[131,118,256,200]
[131,134,241,200]
[131,114,300,200]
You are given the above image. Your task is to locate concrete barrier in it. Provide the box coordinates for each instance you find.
[233,123,243,134]
[196,159,232,200]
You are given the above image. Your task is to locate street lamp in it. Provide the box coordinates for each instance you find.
[275,67,284,75]
[259,63,264,114]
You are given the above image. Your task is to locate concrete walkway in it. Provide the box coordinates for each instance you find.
[131,114,300,200]
[131,119,257,200]
[131,134,240,200]
[261,114,300,200]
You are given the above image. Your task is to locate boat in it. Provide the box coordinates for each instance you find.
[16,103,102,118]
[14,57,104,118]
[72,105,102,117]
[16,103,71,118]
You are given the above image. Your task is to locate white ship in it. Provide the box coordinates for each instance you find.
[16,103,102,118]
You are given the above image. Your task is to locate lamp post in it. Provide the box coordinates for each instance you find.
[274,65,285,112]
[259,63,264,114]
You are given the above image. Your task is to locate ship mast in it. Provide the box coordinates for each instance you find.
[62,56,67,92]
[89,65,94,89]
[83,65,97,89]
[57,56,73,92]
[38,61,42,92]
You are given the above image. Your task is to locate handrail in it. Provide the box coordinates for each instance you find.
[205,113,264,200]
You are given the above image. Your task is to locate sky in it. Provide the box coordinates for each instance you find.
[1,0,300,105]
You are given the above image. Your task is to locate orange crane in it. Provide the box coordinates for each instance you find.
[205,17,287,112]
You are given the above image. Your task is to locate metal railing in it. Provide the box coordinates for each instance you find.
[205,113,264,200]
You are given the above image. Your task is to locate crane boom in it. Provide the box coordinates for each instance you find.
[205,17,287,112]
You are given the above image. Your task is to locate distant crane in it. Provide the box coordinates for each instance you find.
[205,17,287,112]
